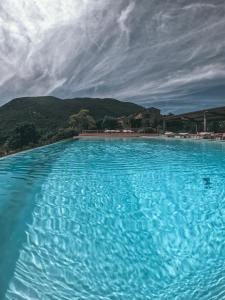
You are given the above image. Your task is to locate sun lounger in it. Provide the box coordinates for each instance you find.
[164,131,175,137]
[122,130,134,133]
[178,133,190,138]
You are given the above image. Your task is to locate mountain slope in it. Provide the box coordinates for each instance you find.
[0,96,143,137]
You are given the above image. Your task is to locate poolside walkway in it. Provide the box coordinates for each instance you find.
[79,133,159,138]
[78,132,225,142]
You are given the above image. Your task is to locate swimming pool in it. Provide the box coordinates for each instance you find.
[1,138,225,299]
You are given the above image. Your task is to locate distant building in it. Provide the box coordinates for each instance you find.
[130,107,161,128]
[117,107,161,129]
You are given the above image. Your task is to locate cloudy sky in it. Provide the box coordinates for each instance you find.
[1,0,225,113]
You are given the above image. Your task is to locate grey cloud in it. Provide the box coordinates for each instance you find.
[0,0,225,113]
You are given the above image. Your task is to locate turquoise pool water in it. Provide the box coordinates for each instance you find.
[1,138,225,299]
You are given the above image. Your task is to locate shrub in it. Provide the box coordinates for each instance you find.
[40,130,58,142]
[6,123,40,150]
[52,127,78,141]
[138,127,156,134]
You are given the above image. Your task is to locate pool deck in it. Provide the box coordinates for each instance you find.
[78,133,225,143]
[79,133,159,138]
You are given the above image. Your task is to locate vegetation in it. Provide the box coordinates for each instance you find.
[46,128,78,142]
[69,109,96,132]
[0,96,142,138]
[208,120,225,132]
[164,120,193,133]
[5,123,40,150]
[0,97,143,156]
[2,95,224,157]
[1,123,78,157]
[137,127,157,134]
[101,116,120,129]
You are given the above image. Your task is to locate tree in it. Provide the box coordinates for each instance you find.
[102,116,119,129]
[69,109,96,132]
[6,123,40,150]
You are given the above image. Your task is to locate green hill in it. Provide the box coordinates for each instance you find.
[0,96,143,138]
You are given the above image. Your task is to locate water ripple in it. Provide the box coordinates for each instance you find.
[1,138,225,299]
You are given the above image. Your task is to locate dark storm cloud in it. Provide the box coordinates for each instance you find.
[0,0,225,112]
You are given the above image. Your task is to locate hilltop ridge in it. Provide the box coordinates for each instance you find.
[0,96,143,138]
